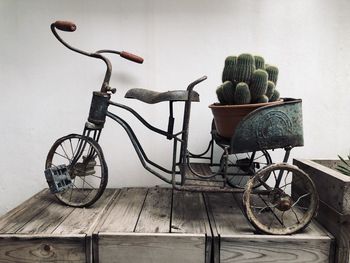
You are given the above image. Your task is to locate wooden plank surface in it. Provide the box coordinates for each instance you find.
[135,187,172,233]
[205,191,334,263]
[294,159,350,215]
[98,233,206,263]
[220,235,332,263]
[205,193,254,235]
[0,190,54,234]
[171,190,210,234]
[98,188,148,233]
[316,200,350,263]
[53,189,118,235]
[94,187,212,263]
[0,187,336,263]
[0,234,86,263]
[184,163,223,187]
[0,188,118,263]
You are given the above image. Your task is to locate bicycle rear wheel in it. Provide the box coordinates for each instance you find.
[45,134,108,207]
[225,150,272,188]
[243,163,318,235]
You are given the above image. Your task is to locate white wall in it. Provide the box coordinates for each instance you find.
[1,0,349,215]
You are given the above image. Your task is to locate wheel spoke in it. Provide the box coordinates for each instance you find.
[69,177,76,202]
[46,135,106,207]
[54,151,71,162]
[78,177,96,189]
[258,194,284,226]
[60,144,71,163]
[291,207,300,223]
[292,193,311,208]
[69,139,74,157]
[244,164,317,234]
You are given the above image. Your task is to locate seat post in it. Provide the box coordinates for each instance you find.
[179,76,207,164]
[166,101,175,139]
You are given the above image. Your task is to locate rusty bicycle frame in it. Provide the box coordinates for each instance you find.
[51,21,224,191]
[47,21,319,235]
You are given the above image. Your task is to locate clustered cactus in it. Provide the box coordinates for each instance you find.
[218,53,280,105]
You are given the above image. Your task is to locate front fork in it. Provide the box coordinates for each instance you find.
[76,90,109,165]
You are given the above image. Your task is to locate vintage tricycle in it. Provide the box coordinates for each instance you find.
[45,21,318,235]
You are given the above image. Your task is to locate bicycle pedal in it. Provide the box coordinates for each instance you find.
[44,164,73,194]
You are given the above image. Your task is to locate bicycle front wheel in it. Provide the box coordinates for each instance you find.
[45,134,108,207]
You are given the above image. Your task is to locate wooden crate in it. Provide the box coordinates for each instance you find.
[0,186,336,263]
[0,189,117,263]
[92,187,212,263]
[204,192,334,263]
[294,159,350,263]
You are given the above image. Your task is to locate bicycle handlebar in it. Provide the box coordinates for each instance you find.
[51,20,144,93]
[53,21,77,32]
[120,51,144,64]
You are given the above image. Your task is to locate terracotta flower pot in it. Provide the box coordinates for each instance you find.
[209,101,282,139]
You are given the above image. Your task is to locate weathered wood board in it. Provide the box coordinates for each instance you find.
[294,159,350,215]
[314,200,350,263]
[204,192,334,263]
[93,187,212,263]
[0,189,118,263]
[0,186,336,263]
[294,159,350,262]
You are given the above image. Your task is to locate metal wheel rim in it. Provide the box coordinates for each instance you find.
[45,134,108,207]
[243,163,318,235]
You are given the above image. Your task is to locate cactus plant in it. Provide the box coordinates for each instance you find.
[250,69,268,101]
[216,81,235,104]
[234,82,251,105]
[266,81,275,99]
[270,89,280,102]
[222,56,237,83]
[218,53,282,106]
[216,85,226,104]
[254,55,265,69]
[265,65,279,84]
[221,81,235,104]
[256,95,269,103]
[235,53,255,83]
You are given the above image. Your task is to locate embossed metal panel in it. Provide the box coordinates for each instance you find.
[230,99,304,154]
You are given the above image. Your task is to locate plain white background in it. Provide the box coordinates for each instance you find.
[0,0,349,215]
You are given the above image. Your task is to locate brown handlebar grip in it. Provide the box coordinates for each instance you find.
[120,51,144,64]
[53,21,77,32]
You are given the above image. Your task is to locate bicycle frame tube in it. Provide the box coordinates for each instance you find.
[105,108,182,185]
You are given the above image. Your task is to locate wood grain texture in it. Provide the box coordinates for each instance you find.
[0,234,86,263]
[134,187,172,233]
[98,188,148,233]
[206,189,334,263]
[171,190,210,234]
[184,163,223,187]
[0,188,119,263]
[294,159,350,215]
[204,192,254,235]
[98,233,206,263]
[53,189,117,235]
[16,203,75,235]
[0,190,54,234]
[220,235,332,263]
[316,200,350,263]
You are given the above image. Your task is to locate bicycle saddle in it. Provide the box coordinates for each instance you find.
[125,88,200,104]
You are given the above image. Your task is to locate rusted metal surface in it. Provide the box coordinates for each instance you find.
[88,92,111,125]
[230,98,304,154]
[47,20,317,235]
[243,163,319,235]
[125,88,200,104]
[53,21,76,32]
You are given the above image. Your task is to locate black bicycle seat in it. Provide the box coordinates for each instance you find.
[125,88,200,104]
